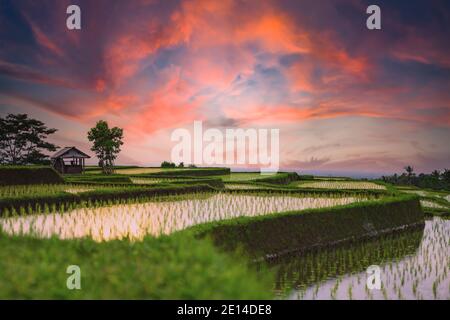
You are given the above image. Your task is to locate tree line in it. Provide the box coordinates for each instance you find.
[161,161,197,168]
[382,166,450,190]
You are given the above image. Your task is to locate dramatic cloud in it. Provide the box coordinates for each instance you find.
[0,0,449,174]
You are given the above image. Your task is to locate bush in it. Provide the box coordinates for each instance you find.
[0,166,63,185]
[0,233,273,299]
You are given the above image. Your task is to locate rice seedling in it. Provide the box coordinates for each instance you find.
[420,200,448,210]
[0,183,136,199]
[224,184,264,190]
[217,173,264,182]
[271,217,449,300]
[347,282,353,300]
[130,177,175,185]
[401,190,428,197]
[115,168,166,175]
[295,181,386,190]
[0,193,368,242]
[63,187,95,194]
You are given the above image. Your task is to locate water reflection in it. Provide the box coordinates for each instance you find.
[264,218,449,300]
[0,194,364,242]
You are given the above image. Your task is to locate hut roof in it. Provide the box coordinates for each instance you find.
[51,147,91,159]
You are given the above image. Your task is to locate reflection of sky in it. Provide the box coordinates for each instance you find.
[0,0,449,174]
[288,218,449,300]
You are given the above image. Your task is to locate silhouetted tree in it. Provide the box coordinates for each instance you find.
[0,113,58,165]
[404,165,415,184]
[431,170,441,179]
[161,161,176,168]
[382,168,449,191]
[442,169,450,184]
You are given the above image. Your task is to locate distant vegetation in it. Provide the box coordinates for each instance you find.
[382,166,450,191]
[161,161,196,168]
[0,114,58,165]
[161,161,177,168]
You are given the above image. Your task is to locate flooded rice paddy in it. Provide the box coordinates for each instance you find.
[420,200,448,210]
[266,217,449,300]
[296,181,386,190]
[0,193,366,242]
[224,184,265,190]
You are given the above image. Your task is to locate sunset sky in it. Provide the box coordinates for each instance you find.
[0,0,449,176]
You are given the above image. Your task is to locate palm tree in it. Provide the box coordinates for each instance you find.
[431,170,440,179]
[442,169,450,184]
[404,166,414,177]
[404,166,414,184]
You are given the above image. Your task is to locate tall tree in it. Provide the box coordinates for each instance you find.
[404,165,415,184]
[0,113,58,165]
[442,169,450,184]
[404,165,414,177]
[431,170,441,179]
[87,120,123,174]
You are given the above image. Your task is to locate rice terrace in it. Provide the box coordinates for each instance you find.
[0,156,449,299]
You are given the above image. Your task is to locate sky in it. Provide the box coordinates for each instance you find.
[0,0,449,176]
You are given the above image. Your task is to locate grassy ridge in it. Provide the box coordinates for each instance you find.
[254,172,300,184]
[0,166,63,185]
[191,195,423,259]
[65,174,225,189]
[65,174,133,184]
[0,233,272,299]
[161,178,224,189]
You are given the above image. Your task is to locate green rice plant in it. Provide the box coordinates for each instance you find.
[0,193,369,241]
[224,183,265,190]
[0,184,216,216]
[294,181,386,190]
[141,167,231,177]
[194,194,423,259]
[216,172,264,182]
[275,217,448,300]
